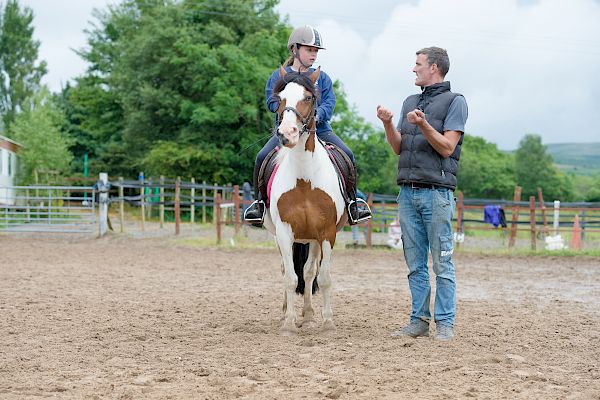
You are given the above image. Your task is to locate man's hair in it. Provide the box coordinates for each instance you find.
[417,47,450,77]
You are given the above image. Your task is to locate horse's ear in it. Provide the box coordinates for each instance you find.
[309,66,320,84]
[279,65,287,78]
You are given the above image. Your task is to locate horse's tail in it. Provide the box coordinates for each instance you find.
[293,243,318,295]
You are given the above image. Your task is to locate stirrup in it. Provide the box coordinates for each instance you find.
[347,199,372,224]
[243,199,265,223]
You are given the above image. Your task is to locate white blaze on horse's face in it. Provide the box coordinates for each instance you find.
[277,82,307,148]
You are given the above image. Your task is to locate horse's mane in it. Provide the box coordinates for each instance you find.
[273,71,320,100]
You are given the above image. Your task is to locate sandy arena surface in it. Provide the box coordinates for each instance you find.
[1,233,599,399]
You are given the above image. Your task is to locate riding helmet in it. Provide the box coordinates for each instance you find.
[287,25,325,51]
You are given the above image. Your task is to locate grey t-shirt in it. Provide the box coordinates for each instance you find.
[396,95,468,133]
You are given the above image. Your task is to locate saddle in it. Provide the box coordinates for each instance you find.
[257,141,355,206]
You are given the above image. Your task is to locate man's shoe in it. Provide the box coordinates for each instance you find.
[434,324,454,341]
[390,320,429,338]
[347,198,372,225]
[244,200,265,227]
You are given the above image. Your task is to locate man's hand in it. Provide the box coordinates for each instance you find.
[406,109,426,126]
[377,105,401,155]
[376,105,394,123]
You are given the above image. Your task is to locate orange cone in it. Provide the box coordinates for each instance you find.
[571,214,582,250]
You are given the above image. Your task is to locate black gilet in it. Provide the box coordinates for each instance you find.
[397,81,464,189]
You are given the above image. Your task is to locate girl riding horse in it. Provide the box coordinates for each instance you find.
[244,25,371,226]
[264,67,345,333]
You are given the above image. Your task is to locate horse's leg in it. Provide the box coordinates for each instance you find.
[281,261,287,321]
[276,234,299,335]
[276,242,287,321]
[298,242,320,328]
[317,240,335,331]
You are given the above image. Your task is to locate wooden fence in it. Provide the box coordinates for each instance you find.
[104,177,600,250]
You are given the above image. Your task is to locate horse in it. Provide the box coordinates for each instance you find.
[263,66,346,335]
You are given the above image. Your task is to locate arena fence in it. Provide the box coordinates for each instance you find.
[99,175,600,250]
[0,184,96,233]
[7,173,598,251]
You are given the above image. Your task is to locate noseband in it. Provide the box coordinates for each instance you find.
[276,96,317,136]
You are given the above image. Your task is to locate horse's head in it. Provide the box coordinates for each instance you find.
[274,67,320,148]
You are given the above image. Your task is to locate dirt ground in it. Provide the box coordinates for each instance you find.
[1,232,599,399]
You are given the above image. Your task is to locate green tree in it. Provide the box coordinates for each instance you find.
[582,174,600,202]
[331,82,398,195]
[457,135,516,199]
[10,88,73,184]
[515,134,572,201]
[0,0,47,130]
[65,0,287,182]
[58,78,126,178]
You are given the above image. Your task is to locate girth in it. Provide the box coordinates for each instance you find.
[257,141,355,205]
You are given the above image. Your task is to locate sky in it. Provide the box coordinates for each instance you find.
[21,0,600,150]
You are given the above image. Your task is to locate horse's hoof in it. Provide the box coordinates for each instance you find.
[281,319,299,335]
[322,320,336,332]
[280,325,299,336]
[297,318,318,328]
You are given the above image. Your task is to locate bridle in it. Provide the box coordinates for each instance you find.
[276,94,317,137]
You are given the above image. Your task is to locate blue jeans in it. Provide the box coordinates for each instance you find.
[397,185,456,326]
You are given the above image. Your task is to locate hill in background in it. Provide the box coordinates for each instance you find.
[546,143,600,176]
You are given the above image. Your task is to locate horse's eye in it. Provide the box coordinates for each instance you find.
[304,96,313,102]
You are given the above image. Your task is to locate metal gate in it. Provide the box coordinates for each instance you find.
[0,185,96,233]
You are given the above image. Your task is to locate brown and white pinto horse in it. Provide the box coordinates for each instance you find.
[263,67,346,335]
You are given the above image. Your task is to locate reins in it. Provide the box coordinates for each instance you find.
[281,99,316,135]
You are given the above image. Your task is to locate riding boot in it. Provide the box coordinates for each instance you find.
[243,162,266,227]
[346,174,372,225]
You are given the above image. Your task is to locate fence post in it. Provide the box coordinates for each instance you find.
[529,196,536,251]
[366,193,373,249]
[213,183,218,225]
[202,181,207,224]
[147,177,153,220]
[98,172,109,238]
[537,187,548,237]
[215,192,222,244]
[508,186,521,248]
[159,176,165,228]
[190,177,195,224]
[139,172,145,231]
[226,183,232,224]
[233,184,241,234]
[175,177,181,236]
[119,177,124,233]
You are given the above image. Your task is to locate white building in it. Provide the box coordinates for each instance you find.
[0,134,22,205]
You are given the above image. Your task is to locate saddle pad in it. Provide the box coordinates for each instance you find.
[258,142,355,205]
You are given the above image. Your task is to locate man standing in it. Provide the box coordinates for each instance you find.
[376,47,468,341]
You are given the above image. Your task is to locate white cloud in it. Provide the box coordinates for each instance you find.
[20,0,119,91]
[15,0,600,150]
[278,0,600,149]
